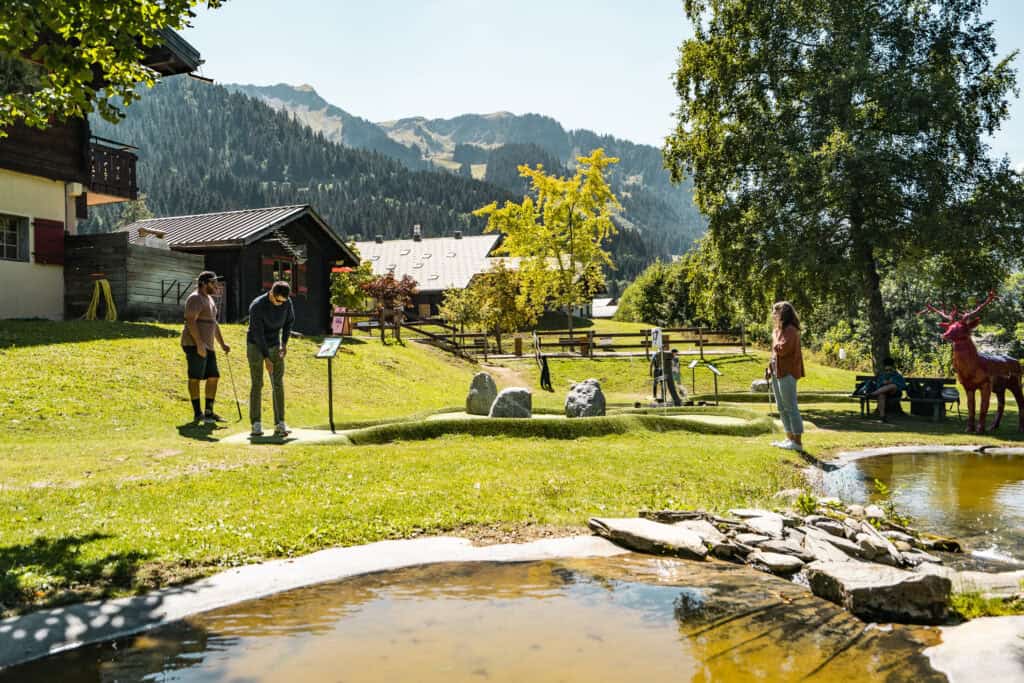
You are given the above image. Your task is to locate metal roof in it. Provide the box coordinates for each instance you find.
[122,205,356,262]
[354,235,502,292]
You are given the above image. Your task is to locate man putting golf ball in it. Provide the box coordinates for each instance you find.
[247,281,294,438]
[182,270,231,424]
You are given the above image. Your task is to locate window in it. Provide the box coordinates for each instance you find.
[0,214,28,262]
[272,259,293,284]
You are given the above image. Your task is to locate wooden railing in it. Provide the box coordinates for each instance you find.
[89,138,138,200]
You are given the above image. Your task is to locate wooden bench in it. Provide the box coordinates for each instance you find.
[855,376,959,422]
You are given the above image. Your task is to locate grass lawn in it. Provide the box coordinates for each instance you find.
[0,320,1020,616]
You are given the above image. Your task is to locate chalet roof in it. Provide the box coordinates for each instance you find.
[143,28,203,76]
[354,234,502,292]
[592,297,619,318]
[122,205,358,263]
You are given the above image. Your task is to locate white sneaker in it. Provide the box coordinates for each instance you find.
[780,440,804,452]
[770,440,787,448]
[274,421,291,437]
[251,421,263,437]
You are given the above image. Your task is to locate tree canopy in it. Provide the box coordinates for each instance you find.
[665,0,1024,370]
[1,0,224,134]
[474,148,620,334]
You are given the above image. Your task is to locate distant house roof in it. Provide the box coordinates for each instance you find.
[122,205,358,263]
[592,297,619,318]
[354,234,502,292]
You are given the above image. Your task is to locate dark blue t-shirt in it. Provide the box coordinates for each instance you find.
[247,293,295,358]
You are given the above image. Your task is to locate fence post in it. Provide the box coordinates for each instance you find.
[587,329,594,358]
[644,329,650,361]
[698,327,705,361]
[740,323,746,355]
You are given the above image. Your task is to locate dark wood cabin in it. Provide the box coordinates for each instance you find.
[64,232,204,320]
[119,205,359,334]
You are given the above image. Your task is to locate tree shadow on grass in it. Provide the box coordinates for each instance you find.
[0,320,176,349]
[0,533,150,615]
[800,406,1024,442]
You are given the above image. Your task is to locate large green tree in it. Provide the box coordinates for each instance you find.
[474,148,620,335]
[1,0,223,134]
[665,0,1024,370]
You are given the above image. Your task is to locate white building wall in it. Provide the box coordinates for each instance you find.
[0,169,71,320]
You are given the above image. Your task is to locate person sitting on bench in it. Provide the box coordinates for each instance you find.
[868,357,907,422]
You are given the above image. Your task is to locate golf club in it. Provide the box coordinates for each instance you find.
[225,346,243,421]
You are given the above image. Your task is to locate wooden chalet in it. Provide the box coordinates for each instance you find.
[0,29,202,320]
[117,205,360,333]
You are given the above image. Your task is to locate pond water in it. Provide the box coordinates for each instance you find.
[822,451,1024,568]
[1,557,943,682]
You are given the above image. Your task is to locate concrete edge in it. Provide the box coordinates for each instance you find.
[925,615,1024,682]
[0,535,627,671]
[831,445,987,465]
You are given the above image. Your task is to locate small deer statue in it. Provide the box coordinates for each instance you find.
[921,291,1023,433]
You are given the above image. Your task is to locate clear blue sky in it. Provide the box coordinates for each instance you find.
[183,0,1023,165]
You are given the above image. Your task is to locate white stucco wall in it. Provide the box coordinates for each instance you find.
[0,169,70,320]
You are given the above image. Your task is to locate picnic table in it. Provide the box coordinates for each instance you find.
[855,376,959,422]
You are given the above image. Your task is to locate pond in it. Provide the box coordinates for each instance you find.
[822,451,1024,569]
[0,557,944,682]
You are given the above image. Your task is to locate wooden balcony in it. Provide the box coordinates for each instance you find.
[87,137,139,205]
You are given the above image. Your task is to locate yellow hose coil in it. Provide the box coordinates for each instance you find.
[83,278,118,321]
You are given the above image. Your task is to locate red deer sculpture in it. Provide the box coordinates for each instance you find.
[921,291,1023,433]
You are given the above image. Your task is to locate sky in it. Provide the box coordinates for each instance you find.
[182,0,1023,165]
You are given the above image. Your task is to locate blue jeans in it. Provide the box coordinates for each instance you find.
[772,374,803,435]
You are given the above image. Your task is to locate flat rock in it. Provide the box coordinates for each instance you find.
[759,539,815,562]
[864,504,885,519]
[674,519,728,546]
[847,504,865,518]
[805,560,951,624]
[488,387,532,418]
[745,516,784,538]
[728,508,783,520]
[587,517,708,560]
[748,551,805,575]
[466,372,498,415]
[802,533,853,563]
[710,542,749,561]
[855,521,903,566]
[735,533,771,546]
[915,564,1024,598]
[564,378,606,418]
[802,527,862,556]
[881,530,915,544]
[810,518,847,538]
[901,549,942,567]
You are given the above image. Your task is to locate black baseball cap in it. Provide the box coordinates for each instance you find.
[197,270,223,284]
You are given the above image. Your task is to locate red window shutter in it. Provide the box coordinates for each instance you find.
[296,262,308,296]
[33,219,65,265]
[261,257,275,289]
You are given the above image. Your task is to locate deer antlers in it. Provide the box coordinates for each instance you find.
[919,290,998,323]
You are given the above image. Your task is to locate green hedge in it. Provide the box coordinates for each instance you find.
[343,410,773,445]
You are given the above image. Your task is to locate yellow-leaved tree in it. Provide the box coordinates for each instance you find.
[473,148,620,336]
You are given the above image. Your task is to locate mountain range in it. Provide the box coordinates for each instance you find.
[85,79,705,288]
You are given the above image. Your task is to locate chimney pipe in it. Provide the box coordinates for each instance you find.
[374,234,383,243]
[453,230,462,239]
[412,224,422,241]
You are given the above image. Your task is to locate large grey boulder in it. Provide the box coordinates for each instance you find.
[488,387,532,418]
[805,561,951,624]
[466,372,498,415]
[564,378,606,417]
[587,517,708,560]
[751,379,771,393]
[745,516,784,539]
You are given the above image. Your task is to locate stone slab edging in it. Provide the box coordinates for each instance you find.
[0,535,627,671]
[925,615,1024,682]
[830,444,987,466]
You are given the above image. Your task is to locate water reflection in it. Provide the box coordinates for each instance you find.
[3,558,943,682]
[824,452,1024,565]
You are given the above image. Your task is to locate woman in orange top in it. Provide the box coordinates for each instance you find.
[769,301,805,451]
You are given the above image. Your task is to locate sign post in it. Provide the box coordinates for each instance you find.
[315,337,342,433]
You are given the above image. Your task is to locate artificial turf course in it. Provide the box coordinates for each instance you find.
[0,320,1020,615]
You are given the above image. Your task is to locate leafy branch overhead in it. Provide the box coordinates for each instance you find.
[0,0,224,134]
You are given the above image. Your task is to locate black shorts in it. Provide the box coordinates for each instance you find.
[184,346,220,380]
